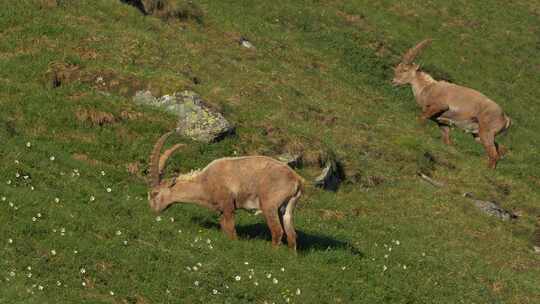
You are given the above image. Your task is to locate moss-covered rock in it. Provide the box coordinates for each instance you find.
[133,90,234,142]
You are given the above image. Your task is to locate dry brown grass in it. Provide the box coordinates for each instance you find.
[75,108,117,126]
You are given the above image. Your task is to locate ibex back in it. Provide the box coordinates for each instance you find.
[392,39,511,169]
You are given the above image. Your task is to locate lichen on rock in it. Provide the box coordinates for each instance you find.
[133,90,234,142]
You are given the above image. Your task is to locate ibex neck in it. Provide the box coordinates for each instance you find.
[169,180,212,208]
[411,71,436,103]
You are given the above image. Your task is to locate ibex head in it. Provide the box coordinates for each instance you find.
[148,131,185,213]
[392,39,432,86]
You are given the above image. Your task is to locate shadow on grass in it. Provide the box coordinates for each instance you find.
[191,216,363,256]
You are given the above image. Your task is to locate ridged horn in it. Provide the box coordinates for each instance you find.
[158,144,185,175]
[149,131,174,187]
[402,39,432,64]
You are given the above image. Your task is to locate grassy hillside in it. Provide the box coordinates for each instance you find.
[1,0,539,303]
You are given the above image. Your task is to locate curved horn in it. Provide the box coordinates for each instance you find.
[402,38,432,64]
[149,131,174,187]
[159,144,185,175]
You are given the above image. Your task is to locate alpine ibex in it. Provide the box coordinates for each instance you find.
[147,131,304,250]
[392,39,511,169]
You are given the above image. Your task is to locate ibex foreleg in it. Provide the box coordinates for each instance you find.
[219,203,238,240]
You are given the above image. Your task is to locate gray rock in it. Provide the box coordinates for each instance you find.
[133,90,234,143]
[277,153,302,168]
[463,193,517,221]
[314,158,341,191]
[133,90,157,105]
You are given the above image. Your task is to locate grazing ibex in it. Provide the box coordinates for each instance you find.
[392,39,511,169]
[147,131,304,250]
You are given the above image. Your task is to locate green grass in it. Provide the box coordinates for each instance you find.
[1,0,539,303]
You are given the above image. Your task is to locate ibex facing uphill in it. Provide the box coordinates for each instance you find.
[148,132,304,250]
[392,39,511,169]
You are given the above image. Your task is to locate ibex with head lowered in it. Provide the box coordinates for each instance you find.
[148,131,304,250]
[392,39,511,169]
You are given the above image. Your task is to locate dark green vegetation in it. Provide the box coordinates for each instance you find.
[1,0,539,303]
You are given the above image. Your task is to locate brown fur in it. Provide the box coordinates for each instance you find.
[393,39,511,169]
[148,132,304,250]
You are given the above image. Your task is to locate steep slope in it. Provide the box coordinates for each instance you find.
[1,1,539,303]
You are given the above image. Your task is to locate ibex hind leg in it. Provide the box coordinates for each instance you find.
[262,206,283,248]
[281,191,301,251]
[478,124,499,169]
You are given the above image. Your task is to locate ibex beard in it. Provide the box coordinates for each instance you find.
[148,131,304,251]
[392,39,511,169]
